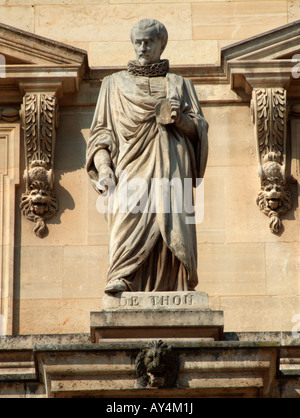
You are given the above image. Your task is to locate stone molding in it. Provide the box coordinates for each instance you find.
[0,124,20,336]
[221,20,300,96]
[290,105,300,185]
[90,310,224,343]
[0,22,88,105]
[0,337,299,398]
[0,22,88,67]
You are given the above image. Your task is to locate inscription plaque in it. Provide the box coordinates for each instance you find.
[102,291,209,311]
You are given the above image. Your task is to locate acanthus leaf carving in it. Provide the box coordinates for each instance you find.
[251,88,291,234]
[20,92,59,238]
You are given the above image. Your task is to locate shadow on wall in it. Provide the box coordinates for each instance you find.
[12,106,94,333]
[47,106,95,228]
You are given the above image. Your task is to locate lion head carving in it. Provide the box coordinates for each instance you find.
[135,340,180,388]
[256,159,291,234]
[20,176,58,238]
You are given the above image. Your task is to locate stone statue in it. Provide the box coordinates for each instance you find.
[86,19,208,294]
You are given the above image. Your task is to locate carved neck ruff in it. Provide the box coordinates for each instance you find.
[127,59,169,77]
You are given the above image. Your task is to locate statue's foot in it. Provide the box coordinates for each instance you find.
[104,278,127,294]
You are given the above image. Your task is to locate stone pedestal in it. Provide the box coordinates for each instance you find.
[90,291,224,343]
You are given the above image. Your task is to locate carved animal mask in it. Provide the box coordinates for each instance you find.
[135,340,179,388]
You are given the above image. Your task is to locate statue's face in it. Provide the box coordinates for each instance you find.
[132,26,163,65]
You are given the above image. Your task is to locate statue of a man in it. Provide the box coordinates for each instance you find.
[86,19,208,294]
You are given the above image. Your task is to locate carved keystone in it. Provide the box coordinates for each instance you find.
[135,340,180,389]
[251,88,291,234]
[20,92,59,238]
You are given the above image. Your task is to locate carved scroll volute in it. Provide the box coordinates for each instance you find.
[251,88,291,234]
[20,93,59,238]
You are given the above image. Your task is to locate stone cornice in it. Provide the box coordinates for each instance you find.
[0,22,88,67]
[0,66,87,103]
[221,19,300,63]
[0,23,89,103]
[0,336,299,398]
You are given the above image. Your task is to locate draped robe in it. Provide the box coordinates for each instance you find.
[86,70,208,291]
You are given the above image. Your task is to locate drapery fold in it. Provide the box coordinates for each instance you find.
[86,71,208,291]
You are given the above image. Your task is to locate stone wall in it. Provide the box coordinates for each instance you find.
[0,0,299,67]
[0,1,300,336]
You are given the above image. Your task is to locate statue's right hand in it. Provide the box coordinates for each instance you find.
[96,165,116,193]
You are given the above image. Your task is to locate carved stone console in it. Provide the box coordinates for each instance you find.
[220,22,300,234]
[251,88,291,234]
[19,92,59,238]
[0,23,88,241]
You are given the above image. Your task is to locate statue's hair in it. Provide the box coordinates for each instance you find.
[130,18,168,51]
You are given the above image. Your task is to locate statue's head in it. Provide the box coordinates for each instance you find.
[130,18,168,65]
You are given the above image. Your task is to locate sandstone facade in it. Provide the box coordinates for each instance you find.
[0,1,299,398]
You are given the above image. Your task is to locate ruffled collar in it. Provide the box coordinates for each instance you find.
[127,59,169,77]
